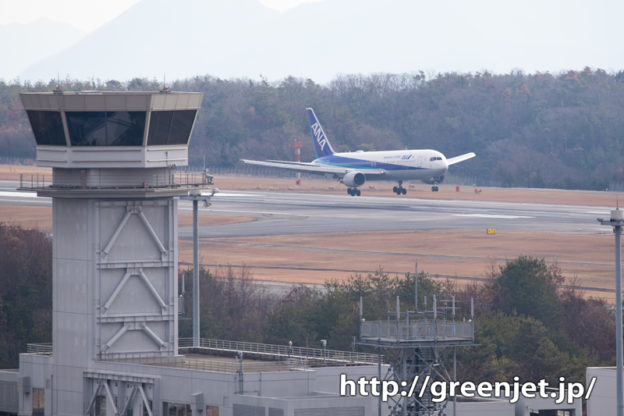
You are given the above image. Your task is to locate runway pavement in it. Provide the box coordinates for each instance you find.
[177,190,612,239]
[0,183,617,296]
[0,182,612,239]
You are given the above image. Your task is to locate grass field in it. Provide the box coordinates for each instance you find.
[1,164,619,299]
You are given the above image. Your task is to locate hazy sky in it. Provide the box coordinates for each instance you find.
[2,0,623,83]
[0,0,322,32]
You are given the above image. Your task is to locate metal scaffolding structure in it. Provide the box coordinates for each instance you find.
[359,294,475,416]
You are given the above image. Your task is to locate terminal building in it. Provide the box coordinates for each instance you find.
[0,89,583,416]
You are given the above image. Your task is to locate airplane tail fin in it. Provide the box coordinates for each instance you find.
[306,108,335,158]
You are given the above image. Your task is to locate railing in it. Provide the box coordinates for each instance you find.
[179,337,380,366]
[19,174,51,189]
[109,353,292,374]
[360,320,474,341]
[26,343,53,354]
[18,171,213,191]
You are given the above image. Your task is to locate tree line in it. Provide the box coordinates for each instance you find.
[3,67,624,189]
[0,224,616,384]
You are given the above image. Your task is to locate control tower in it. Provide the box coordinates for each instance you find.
[19,89,207,414]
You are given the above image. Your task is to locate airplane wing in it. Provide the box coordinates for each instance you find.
[241,159,386,176]
[446,152,476,166]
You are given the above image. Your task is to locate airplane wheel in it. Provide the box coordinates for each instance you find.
[347,188,352,196]
[393,186,398,194]
[432,186,439,192]
[401,187,407,195]
[356,189,361,196]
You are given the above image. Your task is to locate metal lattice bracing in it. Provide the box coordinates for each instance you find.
[84,371,159,416]
[96,199,177,359]
[359,297,475,416]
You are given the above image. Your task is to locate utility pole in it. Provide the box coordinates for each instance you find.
[181,190,216,347]
[598,207,624,416]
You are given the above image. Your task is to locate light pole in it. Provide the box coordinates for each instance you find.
[598,207,624,416]
[181,189,216,348]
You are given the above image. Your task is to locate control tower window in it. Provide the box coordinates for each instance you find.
[148,110,197,145]
[66,111,146,146]
[26,111,66,145]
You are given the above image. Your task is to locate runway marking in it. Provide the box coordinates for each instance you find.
[0,191,38,198]
[453,213,534,219]
[212,192,252,197]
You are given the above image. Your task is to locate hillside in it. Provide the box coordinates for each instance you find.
[3,69,624,190]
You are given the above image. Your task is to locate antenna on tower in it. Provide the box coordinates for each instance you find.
[53,73,63,94]
[161,73,169,93]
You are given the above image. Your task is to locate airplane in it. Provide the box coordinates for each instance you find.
[241,108,476,196]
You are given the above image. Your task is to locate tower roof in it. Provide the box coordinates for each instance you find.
[20,90,203,168]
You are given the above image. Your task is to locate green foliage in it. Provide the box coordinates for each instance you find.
[455,256,616,384]
[266,268,446,350]
[0,224,52,368]
[0,221,615,388]
[4,70,624,188]
[178,266,272,342]
[458,312,581,383]
[490,256,562,329]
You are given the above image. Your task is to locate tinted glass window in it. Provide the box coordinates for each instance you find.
[26,111,66,145]
[66,111,146,146]
[148,110,196,145]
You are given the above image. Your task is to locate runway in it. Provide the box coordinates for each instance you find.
[177,190,611,239]
[0,183,617,297]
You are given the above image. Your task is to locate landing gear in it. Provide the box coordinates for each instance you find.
[431,184,439,192]
[393,181,407,195]
[347,188,361,196]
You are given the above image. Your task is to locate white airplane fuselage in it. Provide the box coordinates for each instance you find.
[241,107,474,196]
[314,149,448,183]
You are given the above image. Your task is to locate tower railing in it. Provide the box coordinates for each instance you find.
[360,320,474,341]
[18,171,213,191]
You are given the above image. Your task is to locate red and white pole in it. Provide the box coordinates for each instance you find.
[294,139,302,185]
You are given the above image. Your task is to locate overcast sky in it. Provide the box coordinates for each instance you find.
[0,0,321,32]
[1,0,623,83]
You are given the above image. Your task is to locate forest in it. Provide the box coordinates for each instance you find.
[1,224,615,385]
[2,67,624,189]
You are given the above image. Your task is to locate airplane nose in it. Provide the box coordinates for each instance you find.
[442,158,449,171]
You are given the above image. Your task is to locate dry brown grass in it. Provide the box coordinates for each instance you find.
[0,206,52,231]
[179,230,615,297]
[1,165,618,299]
[0,206,251,232]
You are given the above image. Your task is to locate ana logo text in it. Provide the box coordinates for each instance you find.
[311,122,328,151]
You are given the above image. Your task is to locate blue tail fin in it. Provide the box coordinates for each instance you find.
[306,108,335,158]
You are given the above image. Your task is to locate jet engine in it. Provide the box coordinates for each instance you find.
[423,175,445,184]
[342,171,366,187]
